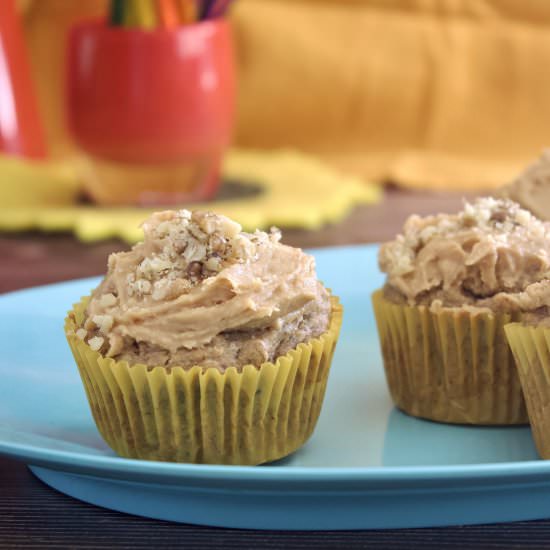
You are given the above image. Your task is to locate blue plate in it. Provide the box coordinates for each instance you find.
[0,244,548,530]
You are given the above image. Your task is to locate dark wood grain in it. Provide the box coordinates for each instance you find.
[6,188,549,549]
[3,454,550,549]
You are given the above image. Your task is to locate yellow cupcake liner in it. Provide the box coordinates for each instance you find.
[372,290,528,425]
[504,323,550,458]
[65,296,342,465]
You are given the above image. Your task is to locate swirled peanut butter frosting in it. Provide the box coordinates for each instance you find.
[379,197,550,315]
[77,210,330,370]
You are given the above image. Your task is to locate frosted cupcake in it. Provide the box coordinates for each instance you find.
[505,321,550,458]
[65,210,342,464]
[372,197,550,425]
[498,150,550,221]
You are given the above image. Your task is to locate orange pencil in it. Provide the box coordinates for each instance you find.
[176,0,197,24]
[156,0,180,28]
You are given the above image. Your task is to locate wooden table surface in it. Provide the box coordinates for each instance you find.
[3,189,550,549]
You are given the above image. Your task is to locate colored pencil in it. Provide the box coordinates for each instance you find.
[123,0,137,26]
[199,0,216,20]
[210,0,233,18]
[176,0,197,24]
[109,0,215,27]
[109,0,125,25]
[157,0,180,28]
[133,0,157,28]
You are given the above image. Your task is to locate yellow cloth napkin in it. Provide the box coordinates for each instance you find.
[0,149,379,242]
[231,0,550,190]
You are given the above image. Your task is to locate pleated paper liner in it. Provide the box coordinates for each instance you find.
[505,323,550,458]
[372,290,528,425]
[65,295,342,465]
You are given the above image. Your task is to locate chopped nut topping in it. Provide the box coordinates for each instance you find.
[205,256,222,271]
[383,198,550,276]
[106,333,124,357]
[76,328,87,340]
[120,210,283,300]
[186,261,203,278]
[92,314,114,334]
[88,336,104,351]
[379,196,550,308]
[134,279,152,294]
[99,293,117,307]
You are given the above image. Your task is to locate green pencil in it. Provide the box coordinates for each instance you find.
[110,0,125,26]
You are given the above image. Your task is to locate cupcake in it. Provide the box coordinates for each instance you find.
[372,197,550,425]
[498,150,550,222]
[65,210,342,464]
[505,322,550,458]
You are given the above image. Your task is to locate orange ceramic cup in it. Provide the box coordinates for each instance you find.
[67,19,235,205]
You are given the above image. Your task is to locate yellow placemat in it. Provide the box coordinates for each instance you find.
[0,149,380,243]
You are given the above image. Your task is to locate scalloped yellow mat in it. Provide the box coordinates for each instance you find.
[0,149,380,243]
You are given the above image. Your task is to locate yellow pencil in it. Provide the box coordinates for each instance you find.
[125,0,157,28]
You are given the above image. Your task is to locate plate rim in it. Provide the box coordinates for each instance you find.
[3,437,550,488]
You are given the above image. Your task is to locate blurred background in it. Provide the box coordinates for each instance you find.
[2,0,550,289]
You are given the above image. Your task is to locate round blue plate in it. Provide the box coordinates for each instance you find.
[0,244,548,530]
